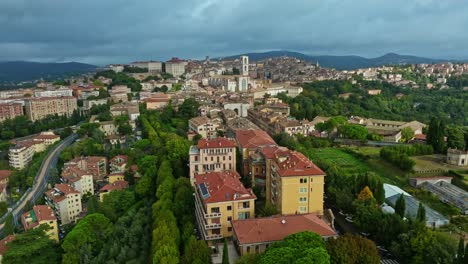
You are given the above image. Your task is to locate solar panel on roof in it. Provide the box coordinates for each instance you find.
[199,183,210,199]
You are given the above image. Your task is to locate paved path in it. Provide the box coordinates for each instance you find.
[0,134,77,231]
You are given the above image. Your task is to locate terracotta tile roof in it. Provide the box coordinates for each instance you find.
[33,134,60,140]
[232,214,337,245]
[414,134,427,140]
[235,130,276,149]
[144,98,170,103]
[274,150,325,177]
[110,155,128,166]
[33,205,57,222]
[259,146,289,159]
[100,180,129,192]
[195,171,256,204]
[0,235,15,256]
[197,137,236,149]
[190,116,212,127]
[21,205,57,230]
[45,184,80,203]
[0,170,12,182]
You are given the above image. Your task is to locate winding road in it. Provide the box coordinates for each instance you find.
[0,134,78,231]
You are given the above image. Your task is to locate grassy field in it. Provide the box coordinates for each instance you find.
[309,148,368,174]
[309,147,461,216]
[411,154,461,173]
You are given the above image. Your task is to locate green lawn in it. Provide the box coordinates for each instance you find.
[308,148,368,174]
[349,146,381,157]
[308,147,460,217]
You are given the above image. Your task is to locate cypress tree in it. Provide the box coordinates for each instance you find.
[416,203,426,223]
[222,238,230,264]
[374,181,385,205]
[395,194,406,218]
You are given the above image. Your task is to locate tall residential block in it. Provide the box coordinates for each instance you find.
[45,184,82,225]
[25,96,77,121]
[0,102,23,121]
[189,138,237,185]
[194,171,256,242]
[266,149,326,215]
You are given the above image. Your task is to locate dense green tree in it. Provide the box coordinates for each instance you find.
[337,124,368,140]
[0,201,8,216]
[62,213,113,263]
[118,123,133,136]
[4,213,15,235]
[447,127,466,150]
[93,204,152,264]
[100,190,136,222]
[326,234,380,264]
[258,202,279,217]
[258,231,330,264]
[182,236,211,264]
[395,194,406,218]
[2,226,62,264]
[235,253,259,264]
[401,127,415,142]
[178,97,200,119]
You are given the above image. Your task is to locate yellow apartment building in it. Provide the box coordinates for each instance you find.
[266,149,325,215]
[194,171,256,244]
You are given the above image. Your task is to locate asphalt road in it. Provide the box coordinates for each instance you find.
[0,134,77,231]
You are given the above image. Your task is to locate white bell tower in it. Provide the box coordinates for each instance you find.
[241,56,249,76]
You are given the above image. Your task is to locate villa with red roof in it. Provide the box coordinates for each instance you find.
[21,205,59,241]
[189,137,237,184]
[99,180,129,202]
[194,171,256,243]
[232,214,337,256]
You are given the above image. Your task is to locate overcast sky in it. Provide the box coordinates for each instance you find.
[1,0,467,65]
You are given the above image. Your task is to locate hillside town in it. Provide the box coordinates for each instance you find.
[0,55,466,264]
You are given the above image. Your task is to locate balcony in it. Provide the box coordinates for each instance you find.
[205,233,223,240]
[205,223,222,229]
[205,212,222,218]
[195,197,222,219]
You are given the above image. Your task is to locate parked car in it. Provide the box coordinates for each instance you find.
[345,216,354,223]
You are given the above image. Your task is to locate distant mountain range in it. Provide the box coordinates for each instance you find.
[219,50,455,70]
[0,61,98,82]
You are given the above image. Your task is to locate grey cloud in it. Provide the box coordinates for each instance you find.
[0,0,467,64]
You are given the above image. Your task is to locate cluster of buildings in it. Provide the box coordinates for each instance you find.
[346,63,468,89]
[42,154,132,227]
[189,133,336,255]
[9,131,61,169]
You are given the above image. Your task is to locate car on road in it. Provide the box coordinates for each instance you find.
[345,216,354,223]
